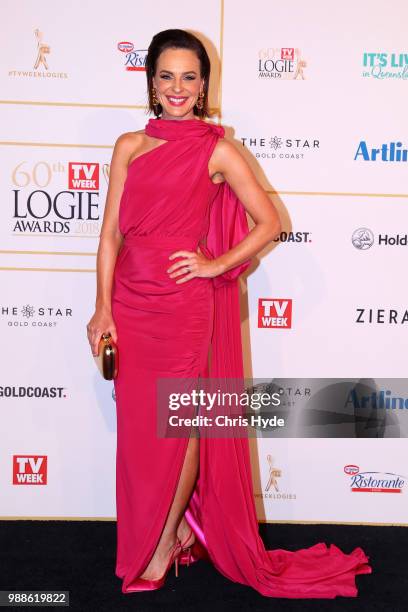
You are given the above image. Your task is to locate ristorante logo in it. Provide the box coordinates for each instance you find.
[11,160,103,235]
[8,28,68,80]
[117,41,147,71]
[354,141,408,162]
[355,308,408,325]
[258,47,307,79]
[258,299,292,329]
[352,228,408,249]
[241,136,319,160]
[344,465,405,493]
[362,52,408,80]
[13,455,47,485]
[1,303,73,328]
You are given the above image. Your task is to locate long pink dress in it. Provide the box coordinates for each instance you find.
[111,117,372,597]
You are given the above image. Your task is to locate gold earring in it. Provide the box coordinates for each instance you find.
[151,87,160,112]
[196,90,205,111]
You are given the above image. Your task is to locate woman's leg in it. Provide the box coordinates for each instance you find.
[139,435,199,579]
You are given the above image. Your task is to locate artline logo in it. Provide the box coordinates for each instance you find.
[344,464,405,493]
[352,228,408,249]
[11,160,105,235]
[274,231,312,244]
[362,52,408,80]
[258,299,292,329]
[0,303,73,328]
[258,47,307,79]
[68,163,99,190]
[345,389,408,410]
[117,41,147,71]
[241,136,319,160]
[13,455,47,485]
[355,308,408,325]
[354,141,408,162]
[8,28,68,80]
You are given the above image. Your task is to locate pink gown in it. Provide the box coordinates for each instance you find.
[111,117,372,597]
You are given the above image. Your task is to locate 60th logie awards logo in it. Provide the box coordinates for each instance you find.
[8,28,68,79]
[258,48,307,80]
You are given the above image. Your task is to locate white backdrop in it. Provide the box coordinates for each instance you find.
[1,0,407,524]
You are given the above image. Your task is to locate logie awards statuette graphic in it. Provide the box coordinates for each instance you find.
[33,29,50,70]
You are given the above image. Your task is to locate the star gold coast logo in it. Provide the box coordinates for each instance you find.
[8,28,68,79]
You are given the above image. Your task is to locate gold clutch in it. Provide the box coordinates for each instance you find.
[94,333,119,380]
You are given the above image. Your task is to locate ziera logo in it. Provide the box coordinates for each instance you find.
[13,455,47,485]
[258,299,292,329]
[355,308,408,325]
[344,464,406,493]
[68,163,99,190]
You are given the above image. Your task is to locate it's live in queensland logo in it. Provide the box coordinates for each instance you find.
[344,464,406,493]
[117,41,147,71]
[10,160,109,236]
[362,52,408,79]
[258,47,307,80]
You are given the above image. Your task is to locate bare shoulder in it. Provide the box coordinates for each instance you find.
[115,130,145,151]
[210,137,248,179]
[114,130,146,165]
[212,137,245,163]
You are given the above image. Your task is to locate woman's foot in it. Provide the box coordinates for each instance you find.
[139,536,180,581]
[177,516,196,548]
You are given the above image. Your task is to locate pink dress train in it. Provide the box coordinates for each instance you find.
[111,117,372,598]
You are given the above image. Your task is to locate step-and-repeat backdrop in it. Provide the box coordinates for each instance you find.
[1,0,407,523]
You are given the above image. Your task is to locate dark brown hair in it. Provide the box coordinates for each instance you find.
[145,29,211,119]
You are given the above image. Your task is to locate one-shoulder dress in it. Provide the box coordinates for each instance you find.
[111,117,372,597]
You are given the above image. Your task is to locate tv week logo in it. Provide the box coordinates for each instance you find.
[258,299,292,329]
[13,455,47,485]
[281,48,294,60]
[68,163,99,190]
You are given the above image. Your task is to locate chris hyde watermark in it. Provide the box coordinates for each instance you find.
[167,414,285,429]
[156,377,408,439]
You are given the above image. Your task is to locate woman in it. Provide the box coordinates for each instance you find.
[87,29,372,597]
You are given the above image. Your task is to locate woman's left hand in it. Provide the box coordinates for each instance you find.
[167,245,223,284]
